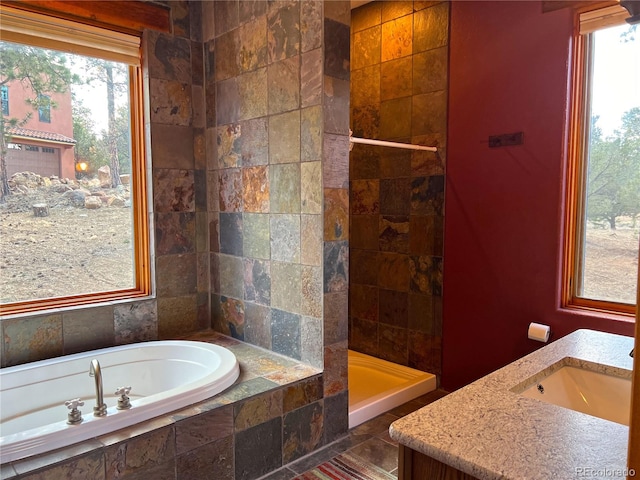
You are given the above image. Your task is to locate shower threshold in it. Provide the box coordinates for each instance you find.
[348,350,437,429]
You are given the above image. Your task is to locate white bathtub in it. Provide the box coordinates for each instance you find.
[348,350,436,428]
[0,340,240,464]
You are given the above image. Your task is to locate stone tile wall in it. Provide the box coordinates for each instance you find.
[349,1,448,377]
[1,2,350,478]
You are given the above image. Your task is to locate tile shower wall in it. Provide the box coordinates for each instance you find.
[1,1,350,479]
[349,1,448,377]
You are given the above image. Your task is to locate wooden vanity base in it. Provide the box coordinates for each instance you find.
[399,445,481,480]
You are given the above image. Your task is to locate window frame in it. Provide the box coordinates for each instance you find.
[0,6,153,316]
[562,5,637,318]
[1,85,9,115]
[37,94,51,123]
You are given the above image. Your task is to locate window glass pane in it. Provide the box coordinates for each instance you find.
[0,41,135,304]
[580,24,640,305]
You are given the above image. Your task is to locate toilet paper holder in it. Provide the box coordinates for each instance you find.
[528,322,551,343]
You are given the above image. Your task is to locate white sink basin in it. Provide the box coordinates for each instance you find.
[519,362,632,426]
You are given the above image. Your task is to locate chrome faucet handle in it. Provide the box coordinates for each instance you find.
[65,398,84,425]
[115,386,132,410]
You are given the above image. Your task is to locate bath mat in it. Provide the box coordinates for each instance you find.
[293,452,396,480]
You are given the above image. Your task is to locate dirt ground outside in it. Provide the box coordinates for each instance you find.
[0,177,638,306]
[0,175,134,304]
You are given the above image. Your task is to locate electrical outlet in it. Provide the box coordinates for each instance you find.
[488,132,524,148]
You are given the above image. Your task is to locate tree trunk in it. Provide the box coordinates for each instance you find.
[0,111,11,203]
[608,215,617,230]
[106,65,121,188]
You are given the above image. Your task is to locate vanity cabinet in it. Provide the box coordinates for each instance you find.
[398,445,480,480]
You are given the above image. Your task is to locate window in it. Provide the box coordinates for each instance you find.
[1,85,8,115]
[0,5,150,315]
[37,94,51,123]
[24,145,39,152]
[564,5,640,316]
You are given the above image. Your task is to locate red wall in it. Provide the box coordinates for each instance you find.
[443,1,635,391]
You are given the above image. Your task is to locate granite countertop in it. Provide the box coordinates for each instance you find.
[390,329,635,480]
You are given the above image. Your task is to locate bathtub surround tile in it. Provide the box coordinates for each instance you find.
[323,341,348,397]
[267,2,301,62]
[2,314,63,366]
[380,54,412,99]
[380,148,412,179]
[15,449,106,480]
[351,1,381,33]
[235,417,283,480]
[154,212,196,255]
[147,31,192,83]
[301,49,323,108]
[379,97,412,139]
[412,90,448,137]
[301,266,322,318]
[300,316,323,369]
[177,437,234,480]
[219,168,243,212]
[324,188,349,242]
[242,165,270,212]
[413,47,448,95]
[301,1,322,53]
[114,299,158,345]
[270,214,301,262]
[301,214,323,266]
[62,306,114,354]
[238,68,269,121]
[269,111,301,165]
[240,117,269,166]
[323,241,348,293]
[283,401,324,463]
[215,30,241,82]
[150,124,195,170]
[215,0,239,37]
[237,15,267,72]
[239,1,267,25]
[410,175,445,215]
[157,295,198,339]
[207,170,220,211]
[324,79,350,137]
[243,258,271,305]
[175,405,234,454]
[271,309,301,359]
[300,106,322,164]
[218,124,242,168]
[220,212,244,256]
[153,169,195,212]
[105,426,176,479]
[243,213,271,259]
[323,20,350,82]
[351,104,381,142]
[268,56,301,115]
[244,302,272,349]
[221,296,246,340]
[351,65,380,109]
[323,135,349,189]
[234,390,283,432]
[301,161,322,213]
[270,164,301,214]
[149,79,192,126]
[271,261,301,312]
[283,376,324,414]
[217,77,241,126]
[196,212,209,253]
[323,291,348,345]
[156,253,198,297]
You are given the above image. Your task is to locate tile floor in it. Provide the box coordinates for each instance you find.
[260,389,449,480]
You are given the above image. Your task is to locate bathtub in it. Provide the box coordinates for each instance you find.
[0,340,240,464]
[348,350,436,428]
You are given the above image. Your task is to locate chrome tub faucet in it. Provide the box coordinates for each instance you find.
[89,359,107,417]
